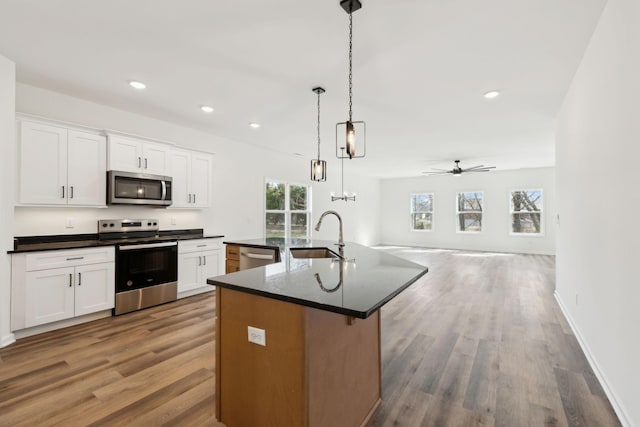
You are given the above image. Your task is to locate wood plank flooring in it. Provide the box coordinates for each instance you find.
[0,248,621,426]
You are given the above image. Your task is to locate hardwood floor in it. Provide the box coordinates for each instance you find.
[0,248,621,426]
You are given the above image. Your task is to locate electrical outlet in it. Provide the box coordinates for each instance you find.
[65,218,74,228]
[171,217,177,225]
[247,326,266,346]
[575,293,579,306]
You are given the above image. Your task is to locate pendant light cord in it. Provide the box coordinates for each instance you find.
[341,149,345,195]
[348,11,353,122]
[317,89,321,160]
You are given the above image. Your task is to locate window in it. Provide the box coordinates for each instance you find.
[265,180,311,239]
[457,192,483,232]
[511,190,542,234]
[410,193,433,231]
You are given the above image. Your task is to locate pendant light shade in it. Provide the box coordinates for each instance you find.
[311,159,326,181]
[311,87,327,182]
[336,0,365,160]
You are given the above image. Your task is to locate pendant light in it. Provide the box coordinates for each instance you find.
[336,0,366,160]
[311,87,327,182]
[331,148,356,202]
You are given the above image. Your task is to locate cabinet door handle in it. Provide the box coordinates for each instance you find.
[203,256,206,266]
[70,186,74,199]
[197,244,206,248]
[77,272,82,286]
[66,256,84,261]
[145,158,148,169]
[198,256,202,266]
[69,273,73,287]
[61,186,65,198]
[138,157,142,168]
[193,194,196,204]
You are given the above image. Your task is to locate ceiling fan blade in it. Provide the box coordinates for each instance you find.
[464,169,492,173]
[429,168,451,172]
[422,171,451,175]
[464,165,486,170]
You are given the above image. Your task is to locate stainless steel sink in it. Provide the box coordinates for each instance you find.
[289,247,342,259]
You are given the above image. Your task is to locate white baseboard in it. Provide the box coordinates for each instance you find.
[177,286,214,300]
[0,333,16,348]
[13,310,113,340]
[554,292,632,427]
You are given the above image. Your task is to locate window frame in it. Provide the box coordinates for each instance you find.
[509,189,544,236]
[455,191,484,233]
[264,178,312,239]
[409,192,434,232]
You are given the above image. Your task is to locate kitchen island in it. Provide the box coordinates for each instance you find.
[207,239,428,427]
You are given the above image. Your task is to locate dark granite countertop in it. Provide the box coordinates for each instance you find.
[10,230,224,253]
[209,239,428,319]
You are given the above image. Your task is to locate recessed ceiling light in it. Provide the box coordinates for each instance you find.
[200,105,214,113]
[129,81,146,90]
[249,122,261,129]
[483,90,500,99]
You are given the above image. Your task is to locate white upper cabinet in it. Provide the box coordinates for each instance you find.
[108,134,169,175]
[169,149,212,208]
[18,120,106,206]
[190,152,212,208]
[67,130,106,206]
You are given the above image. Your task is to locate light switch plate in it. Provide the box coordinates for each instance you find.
[247,326,266,346]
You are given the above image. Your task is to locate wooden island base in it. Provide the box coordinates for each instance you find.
[216,287,381,427]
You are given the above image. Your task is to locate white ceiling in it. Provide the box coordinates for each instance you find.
[0,0,606,178]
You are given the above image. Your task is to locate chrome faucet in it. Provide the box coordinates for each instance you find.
[314,210,345,258]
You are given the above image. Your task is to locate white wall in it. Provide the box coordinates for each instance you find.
[14,83,381,245]
[0,55,16,347]
[555,0,639,425]
[379,167,556,254]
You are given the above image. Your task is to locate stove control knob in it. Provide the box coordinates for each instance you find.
[102,223,107,227]
[147,222,152,226]
[153,222,157,226]
[109,223,115,227]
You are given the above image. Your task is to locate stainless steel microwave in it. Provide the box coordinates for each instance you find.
[107,170,172,206]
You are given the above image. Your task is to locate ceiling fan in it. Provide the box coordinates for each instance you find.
[423,160,496,176]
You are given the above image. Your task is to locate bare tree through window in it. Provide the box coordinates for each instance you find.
[511,190,542,233]
[457,192,483,232]
[410,193,433,231]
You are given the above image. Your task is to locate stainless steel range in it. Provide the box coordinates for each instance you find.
[99,219,178,315]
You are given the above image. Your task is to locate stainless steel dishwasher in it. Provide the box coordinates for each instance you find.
[239,246,280,270]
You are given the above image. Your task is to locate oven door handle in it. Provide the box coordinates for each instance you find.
[119,241,177,251]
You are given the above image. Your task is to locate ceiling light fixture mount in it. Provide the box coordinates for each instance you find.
[129,81,146,90]
[336,0,365,160]
[483,90,500,99]
[311,87,327,182]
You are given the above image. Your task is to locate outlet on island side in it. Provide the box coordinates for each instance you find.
[248,326,266,346]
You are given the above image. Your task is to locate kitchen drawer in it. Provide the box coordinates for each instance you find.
[226,245,240,261]
[179,238,222,254]
[25,247,115,271]
[225,259,240,273]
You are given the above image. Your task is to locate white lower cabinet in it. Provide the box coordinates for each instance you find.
[12,247,115,331]
[178,239,222,294]
[24,267,75,327]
